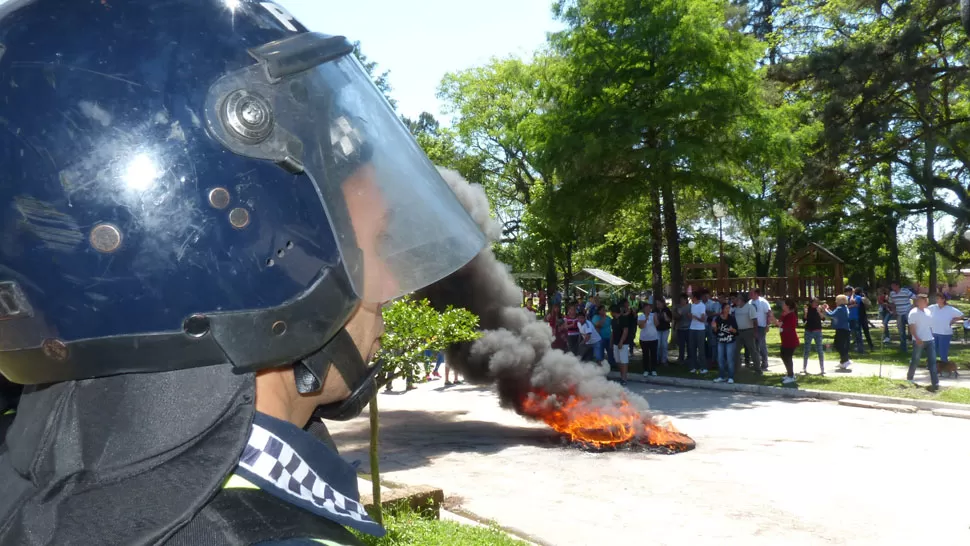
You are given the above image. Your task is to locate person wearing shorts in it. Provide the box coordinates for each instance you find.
[611,304,631,385]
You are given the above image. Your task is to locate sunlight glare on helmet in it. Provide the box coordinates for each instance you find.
[224,0,241,11]
[123,153,160,192]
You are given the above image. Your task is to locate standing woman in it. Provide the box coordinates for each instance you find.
[803,298,825,375]
[565,303,581,355]
[778,298,801,385]
[593,305,615,369]
[822,295,853,371]
[712,304,738,383]
[546,303,568,351]
[654,298,673,366]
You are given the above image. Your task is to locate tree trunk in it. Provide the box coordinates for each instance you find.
[564,243,574,298]
[774,220,788,278]
[916,80,938,294]
[661,178,682,294]
[924,136,938,295]
[545,252,557,298]
[926,187,938,295]
[650,185,664,298]
[881,164,901,282]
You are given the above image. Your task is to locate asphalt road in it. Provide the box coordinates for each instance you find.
[327,380,970,546]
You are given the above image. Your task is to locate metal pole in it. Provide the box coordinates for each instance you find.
[718,217,725,293]
[368,394,383,525]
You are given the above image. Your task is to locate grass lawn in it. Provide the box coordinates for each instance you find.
[623,353,970,404]
[352,507,525,545]
[635,305,970,369]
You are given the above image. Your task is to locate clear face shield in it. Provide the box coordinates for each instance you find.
[205,32,485,304]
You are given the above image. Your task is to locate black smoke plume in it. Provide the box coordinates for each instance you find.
[416,168,655,420]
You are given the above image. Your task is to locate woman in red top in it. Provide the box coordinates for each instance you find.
[564,304,581,355]
[546,303,568,351]
[779,298,801,386]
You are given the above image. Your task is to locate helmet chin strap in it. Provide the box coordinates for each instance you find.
[292,328,388,423]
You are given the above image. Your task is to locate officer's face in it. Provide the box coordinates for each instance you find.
[342,164,399,301]
[314,165,393,400]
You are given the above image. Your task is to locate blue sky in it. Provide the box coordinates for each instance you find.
[278,0,563,123]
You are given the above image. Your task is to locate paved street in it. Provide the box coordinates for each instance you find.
[764,354,969,387]
[328,380,970,545]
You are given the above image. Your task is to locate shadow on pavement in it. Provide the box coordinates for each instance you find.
[331,408,562,473]
[632,384,816,421]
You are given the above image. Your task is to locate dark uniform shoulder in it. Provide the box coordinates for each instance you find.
[166,486,366,546]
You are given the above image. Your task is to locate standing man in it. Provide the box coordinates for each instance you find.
[733,294,763,373]
[586,295,601,320]
[688,293,709,375]
[611,304,631,385]
[750,288,772,371]
[622,298,638,363]
[908,295,940,390]
[890,281,916,353]
[674,294,692,364]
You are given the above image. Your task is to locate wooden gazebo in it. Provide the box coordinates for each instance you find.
[787,243,844,302]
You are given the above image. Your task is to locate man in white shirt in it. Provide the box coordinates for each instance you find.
[907,294,939,389]
[733,294,764,372]
[749,288,773,371]
[638,303,660,376]
[577,314,602,363]
[688,294,708,375]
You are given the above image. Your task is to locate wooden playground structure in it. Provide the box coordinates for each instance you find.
[683,243,845,302]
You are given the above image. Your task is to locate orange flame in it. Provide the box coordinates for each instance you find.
[520,389,695,451]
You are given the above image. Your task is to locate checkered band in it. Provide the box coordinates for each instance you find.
[239,424,371,524]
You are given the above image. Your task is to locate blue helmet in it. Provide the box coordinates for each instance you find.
[0,0,485,412]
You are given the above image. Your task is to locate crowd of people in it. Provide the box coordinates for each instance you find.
[535,282,967,390]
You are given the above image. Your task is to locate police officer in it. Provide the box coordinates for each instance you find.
[0,0,486,544]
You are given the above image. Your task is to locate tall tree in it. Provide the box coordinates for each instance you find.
[774,0,970,278]
[541,0,792,293]
[439,57,562,288]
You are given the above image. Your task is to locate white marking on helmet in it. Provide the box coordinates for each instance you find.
[259,1,299,32]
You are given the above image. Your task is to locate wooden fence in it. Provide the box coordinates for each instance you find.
[684,276,842,302]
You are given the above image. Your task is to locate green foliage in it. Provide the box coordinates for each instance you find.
[773,0,970,264]
[377,297,480,381]
[352,506,526,545]
[388,0,970,295]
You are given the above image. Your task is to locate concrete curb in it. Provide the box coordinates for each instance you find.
[932,408,970,420]
[837,399,918,413]
[610,372,970,413]
[359,476,545,545]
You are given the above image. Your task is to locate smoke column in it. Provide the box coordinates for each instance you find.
[417,168,658,424]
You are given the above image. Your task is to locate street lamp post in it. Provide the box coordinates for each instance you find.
[713,203,727,292]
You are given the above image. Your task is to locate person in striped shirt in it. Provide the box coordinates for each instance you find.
[889,281,915,352]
